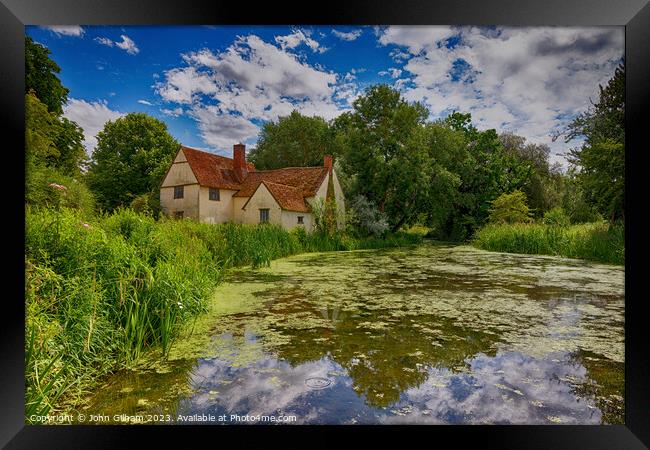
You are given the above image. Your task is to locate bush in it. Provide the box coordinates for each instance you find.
[542,207,571,227]
[26,166,95,216]
[488,190,533,224]
[347,195,389,237]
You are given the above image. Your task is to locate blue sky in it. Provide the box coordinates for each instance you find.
[27,25,624,167]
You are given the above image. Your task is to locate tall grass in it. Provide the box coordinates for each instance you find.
[25,206,423,417]
[472,221,624,265]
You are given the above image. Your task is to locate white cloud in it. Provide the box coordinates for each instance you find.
[95,34,140,55]
[155,34,349,152]
[43,26,85,37]
[137,99,153,106]
[379,26,624,168]
[63,99,124,153]
[161,107,184,117]
[388,68,402,78]
[275,29,327,54]
[332,29,363,41]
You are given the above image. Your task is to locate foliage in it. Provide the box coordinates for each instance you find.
[311,197,342,237]
[346,194,389,237]
[25,165,95,216]
[473,221,624,265]
[487,190,533,224]
[25,36,69,115]
[499,132,563,217]
[559,169,602,224]
[87,113,180,211]
[248,111,336,169]
[334,85,431,232]
[542,207,571,227]
[25,92,87,176]
[565,64,625,222]
[130,192,162,219]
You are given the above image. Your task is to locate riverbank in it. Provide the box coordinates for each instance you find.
[25,206,423,420]
[471,222,624,265]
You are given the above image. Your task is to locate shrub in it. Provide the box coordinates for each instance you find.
[347,195,389,237]
[542,207,571,227]
[488,190,534,224]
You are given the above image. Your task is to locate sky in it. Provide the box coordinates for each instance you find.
[26,25,624,168]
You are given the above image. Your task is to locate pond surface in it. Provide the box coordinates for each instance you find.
[80,244,624,425]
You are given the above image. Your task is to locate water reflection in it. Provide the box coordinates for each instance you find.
[81,244,624,424]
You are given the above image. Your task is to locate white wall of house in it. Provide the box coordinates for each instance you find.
[198,187,237,224]
[160,149,201,219]
[240,183,282,226]
[160,184,200,219]
[281,210,313,231]
[232,197,248,223]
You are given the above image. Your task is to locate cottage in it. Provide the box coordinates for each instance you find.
[159,143,345,231]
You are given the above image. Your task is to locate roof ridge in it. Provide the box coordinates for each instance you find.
[255,166,326,172]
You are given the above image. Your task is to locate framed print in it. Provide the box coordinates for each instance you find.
[2,0,649,447]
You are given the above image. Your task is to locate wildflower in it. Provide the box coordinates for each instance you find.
[177,301,183,309]
[48,182,67,191]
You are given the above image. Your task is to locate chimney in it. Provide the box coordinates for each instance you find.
[233,143,248,180]
[324,155,333,174]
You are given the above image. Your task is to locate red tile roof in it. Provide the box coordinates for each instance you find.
[177,145,329,212]
[259,181,310,212]
[181,146,256,190]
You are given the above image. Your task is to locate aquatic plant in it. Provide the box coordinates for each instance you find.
[472,221,624,265]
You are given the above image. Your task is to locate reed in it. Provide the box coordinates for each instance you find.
[472,221,624,265]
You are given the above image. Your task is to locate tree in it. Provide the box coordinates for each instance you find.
[86,113,179,211]
[334,85,430,232]
[248,111,335,169]
[499,132,558,217]
[564,64,625,222]
[487,190,533,224]
[25,36,69,115]
[25,92,86,175]
[439,112,530,239]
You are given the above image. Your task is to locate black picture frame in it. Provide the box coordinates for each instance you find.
[2,0,648,447]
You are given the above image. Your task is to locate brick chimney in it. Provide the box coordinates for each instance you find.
[324,155,333,174]
[233,143,248,180]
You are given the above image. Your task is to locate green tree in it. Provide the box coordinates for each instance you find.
[564,64,625,222]
[25,36,69,115]
[499,132,560,217]
[440,112,530,239]
[334,85,431,232]
[87,113,179,211]
[248,111,335,169]
[25,92,86,175]
[488,190,533,224]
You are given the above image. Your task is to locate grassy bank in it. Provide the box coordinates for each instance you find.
[472,221,624,265]
[25,207,422,419]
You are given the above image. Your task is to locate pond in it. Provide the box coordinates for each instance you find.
[79,243,624,425]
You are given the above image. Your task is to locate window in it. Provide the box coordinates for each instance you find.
[174,185,184,199]
[259,209,270,223]
[297,216,304,224]
[209,188,220,201]
[174,211,184,219]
